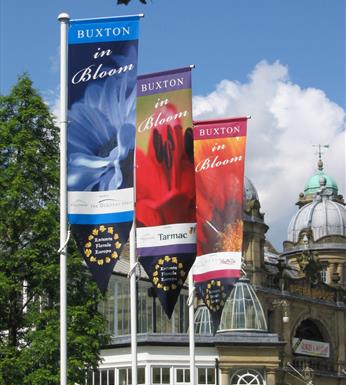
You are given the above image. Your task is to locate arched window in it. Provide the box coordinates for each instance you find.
[230,369,265,385]
[294,319,324,341]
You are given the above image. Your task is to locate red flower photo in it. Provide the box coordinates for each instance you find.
[194,136,246,255]
[136,102,195,227]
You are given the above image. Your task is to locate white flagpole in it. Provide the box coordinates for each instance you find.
[189,64,196,385]
[58,12,69,385]
[129,222,137,385]
[129,125,140,384]
[129,16,144,384]
[188,272,195,385]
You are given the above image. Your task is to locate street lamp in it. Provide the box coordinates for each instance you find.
[272,299,289,323]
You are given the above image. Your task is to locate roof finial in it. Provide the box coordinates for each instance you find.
[312,144,329,171]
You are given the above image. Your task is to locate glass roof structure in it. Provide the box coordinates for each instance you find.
[195,278,268,334]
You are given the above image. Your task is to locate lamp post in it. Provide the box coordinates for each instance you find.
[272,299,289,324]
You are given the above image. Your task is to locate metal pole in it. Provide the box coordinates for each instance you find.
[58,12,69,385]
[130,223,137,385]
[188,272,195,385]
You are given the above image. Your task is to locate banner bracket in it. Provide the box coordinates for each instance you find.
[187,286,196,307]
[58,226,71,254]
[127,261,140,278]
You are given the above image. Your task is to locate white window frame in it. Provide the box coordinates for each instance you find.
[320,268,327,283]
[230,368,266,385]
[118,367,145,385]
[85,369,115,385]
[175,367,190,384]
[151,366,171,385]
[197,367,216,385]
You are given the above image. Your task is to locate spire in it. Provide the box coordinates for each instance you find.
[296,144,341,208]
[312,144,329,171]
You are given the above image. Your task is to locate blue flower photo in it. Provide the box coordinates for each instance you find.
[68,72,136,191]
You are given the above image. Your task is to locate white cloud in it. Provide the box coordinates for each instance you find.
[47,60,345,250]
[193,60,346,250]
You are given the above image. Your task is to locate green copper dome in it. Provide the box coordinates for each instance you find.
[304,157,338,196]
[304,170,338,195]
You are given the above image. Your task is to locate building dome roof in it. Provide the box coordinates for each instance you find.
[297,157,342,208]
[219,277,267,332]
[304,170,338,196]
[194,278,268,334]
[194,305,213,335]
[288,177,346,243]
[244,176,259,201]
[243,176,266,225]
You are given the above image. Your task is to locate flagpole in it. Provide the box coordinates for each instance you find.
[58,12,69,385]
[129,222,137,385]
[188,272,195,385]
[130,16,144,384]
[129,136,139,384]
[189,63,196,385]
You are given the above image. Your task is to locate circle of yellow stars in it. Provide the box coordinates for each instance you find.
[205,280,227,312]
[84,225,122,266]
[152,255,186,292]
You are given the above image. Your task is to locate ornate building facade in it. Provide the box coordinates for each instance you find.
[90,160,346,385]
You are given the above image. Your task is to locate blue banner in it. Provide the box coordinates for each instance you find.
[67,15,140,293]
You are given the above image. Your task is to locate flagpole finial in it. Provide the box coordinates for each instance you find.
[58,12,70,22]
[312,143,329,171]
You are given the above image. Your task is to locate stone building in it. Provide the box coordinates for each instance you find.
[89,159,346,385]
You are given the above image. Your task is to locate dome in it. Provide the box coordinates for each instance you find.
[304,170,338,196]
[243,176,266,224]
[194,278,268,334]
[219,277,267,332]
[243,176,259,201]
[288,181,346,243]
[194,305,213,335]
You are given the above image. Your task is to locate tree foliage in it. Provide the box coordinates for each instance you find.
[0,75,108,385]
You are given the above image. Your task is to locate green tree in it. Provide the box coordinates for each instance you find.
[0,75,108,385]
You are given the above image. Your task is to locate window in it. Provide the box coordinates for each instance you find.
[137,367,145,384]
[320,268,327,283]
[86,371,93,385]
[230,369,265,385]
[119,367,145,385]
[198,367,215,385]
[119,368,129,385]
[152,367,170,384]
[86,369,115,385]
[176,368,190,383]
[99,275,189,336]
[294,319,324,342]
[86,368,143,385]
[267,310,274,332]
[109,370,115,385]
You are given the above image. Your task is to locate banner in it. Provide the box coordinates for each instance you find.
[193,117,247,333]
[292,338,330,358]
[67,16,140,293]
[136,68,196,318]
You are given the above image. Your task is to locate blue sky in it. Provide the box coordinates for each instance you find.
[1,0,345,249]
[1,0,345,105]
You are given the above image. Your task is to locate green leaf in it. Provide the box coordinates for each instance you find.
[0,74,109,385]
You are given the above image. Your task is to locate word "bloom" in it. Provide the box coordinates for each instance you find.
[71,63,134,84]
[195,154,243,172]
